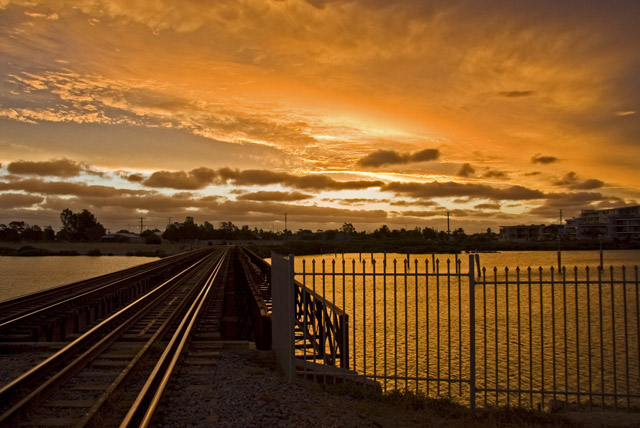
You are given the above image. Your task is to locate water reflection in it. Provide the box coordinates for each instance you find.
[294,251,640,409]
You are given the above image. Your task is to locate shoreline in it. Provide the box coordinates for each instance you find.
[0,241,200,257]
[1,240,638,259]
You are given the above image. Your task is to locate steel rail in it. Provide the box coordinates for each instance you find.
[121,248,228,428]
[0,249,209,330]
[0,250,216,426]
[74,249,228,428]
[0,249,195,309]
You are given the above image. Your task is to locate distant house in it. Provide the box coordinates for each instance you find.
[100,232,143,243]
[500,205,640,242]
[499,224,563,242]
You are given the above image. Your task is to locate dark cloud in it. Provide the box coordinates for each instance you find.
[398,210,448,218]
[71,194,220,212]
[482,169,509,180]
[457,163,475,177]
[0,178,152,198]
[382,181,545,201]
[143,167,217,190]
[554,172,604,190]
[529,191,618,218]
[390,200,439,207]
[573,179,605,190]
[217,168,384,191]
[523,171,541,176]
[357,148,440,167]
[138,167,385,191]
[124,173,145,183]
[0,193,45,209]
[7,158,83,177]
[496,90,536,98]
[210,200,388,223]
[323,198,389,206]
[236,191,313,202]
[172,192,197,199]
[399,208,489,219]
[411,149,441,162]
[531,154,559,164]
[554,171,579,186]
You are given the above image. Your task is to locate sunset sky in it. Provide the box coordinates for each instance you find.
[1,0,639,233]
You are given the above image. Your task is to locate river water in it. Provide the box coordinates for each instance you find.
[0,256,159,302]
[291,250,640,408]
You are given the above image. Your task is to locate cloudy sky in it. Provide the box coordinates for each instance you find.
[1,0,639,233]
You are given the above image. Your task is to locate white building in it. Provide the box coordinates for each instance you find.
[566,206,640,241]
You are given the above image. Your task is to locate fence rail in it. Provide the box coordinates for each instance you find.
[288,253,640,412]
[294,281,349,369]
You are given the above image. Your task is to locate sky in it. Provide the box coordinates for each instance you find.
[1,0,639,234]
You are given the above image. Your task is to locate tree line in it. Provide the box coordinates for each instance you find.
[0,209,105,242]
[2,209,637,255]
[2,209,489,244]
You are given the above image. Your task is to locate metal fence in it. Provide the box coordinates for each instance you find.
[290,253,640,411]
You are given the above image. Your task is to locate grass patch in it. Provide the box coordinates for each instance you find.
[324,382,581,427]
[16,246,52,256]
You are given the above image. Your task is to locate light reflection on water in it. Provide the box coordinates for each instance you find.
[293,250,640,408]
[0,256,159,302]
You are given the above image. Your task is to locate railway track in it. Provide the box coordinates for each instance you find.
[0,247,232,427]
[0,249,211,342]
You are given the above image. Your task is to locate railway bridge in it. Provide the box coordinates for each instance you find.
[0,246,336,427]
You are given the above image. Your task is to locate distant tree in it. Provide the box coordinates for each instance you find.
[144,233,162,245]
[422,227,438,240]
[57,209,106,241]
[452,227,466,242]
[238,225,254,240]
[22,224,43,241]
[43,226,55,241]
[4,221,25,242]
[372,224,391,239]
[182,217,198,241]
[323,229,337,240]
[162,217,202,242]
[0,224,9,241]
[341,222,356,235]
[219,221,237,239]
[140,229,159,238]
[162,223,181,242]
[198,221,215,240]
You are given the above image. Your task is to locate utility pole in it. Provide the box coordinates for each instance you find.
[168,217,172,226]
[447,211,451,234]
[557,209,562,271]
[139,217,145,235]
[284,212,288,232]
